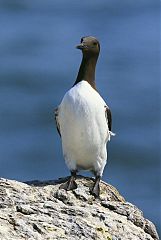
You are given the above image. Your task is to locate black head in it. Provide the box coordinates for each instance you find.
[76,36,100,56]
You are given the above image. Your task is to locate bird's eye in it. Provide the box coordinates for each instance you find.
[81,37,84,43]
[93,42,97,46]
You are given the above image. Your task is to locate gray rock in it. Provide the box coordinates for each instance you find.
[0,176,159,240]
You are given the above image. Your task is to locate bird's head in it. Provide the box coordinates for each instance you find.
[76,36,100,57]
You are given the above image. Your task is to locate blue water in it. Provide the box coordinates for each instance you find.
[0,0,160,235]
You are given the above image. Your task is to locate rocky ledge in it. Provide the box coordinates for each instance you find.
[0,177,159,240]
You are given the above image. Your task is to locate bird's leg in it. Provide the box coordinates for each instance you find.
[59,170,77,191]
[91,175,101,197]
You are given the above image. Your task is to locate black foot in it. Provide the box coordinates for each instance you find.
[91,176,101,197]
[59,171,77,191]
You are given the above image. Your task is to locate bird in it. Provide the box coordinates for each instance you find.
[55,36,115,197]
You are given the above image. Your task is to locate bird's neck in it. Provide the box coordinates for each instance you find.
[74,55,98,90]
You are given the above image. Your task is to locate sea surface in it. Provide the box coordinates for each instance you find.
[0,0,160,235]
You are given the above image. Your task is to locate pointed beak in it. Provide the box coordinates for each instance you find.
[76,43,84,50]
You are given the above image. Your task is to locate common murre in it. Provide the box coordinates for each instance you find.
[55,36,115,197]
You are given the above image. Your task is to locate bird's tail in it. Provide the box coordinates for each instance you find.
[108,131,116,141]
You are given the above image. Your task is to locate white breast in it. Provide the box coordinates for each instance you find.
[58,81,110,176]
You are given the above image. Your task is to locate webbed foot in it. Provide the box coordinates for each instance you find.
[91,176,101,197]
[59,171,77,191]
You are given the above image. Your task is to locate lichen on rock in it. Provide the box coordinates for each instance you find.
[0,177,159,240]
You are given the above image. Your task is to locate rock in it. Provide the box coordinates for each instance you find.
[0,176,159,240]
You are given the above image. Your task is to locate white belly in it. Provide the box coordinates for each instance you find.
[58,81,109,176]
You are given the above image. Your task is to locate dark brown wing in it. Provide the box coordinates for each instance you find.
[105,105,113,161]
[54,107,61,137]
[105,105,112,131]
